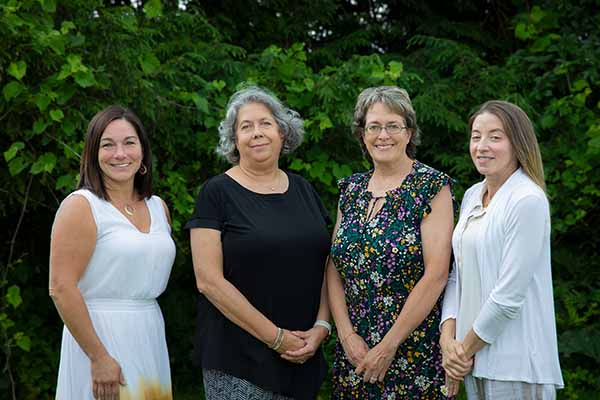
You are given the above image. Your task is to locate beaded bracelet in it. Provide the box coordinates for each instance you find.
[313,319,332,336]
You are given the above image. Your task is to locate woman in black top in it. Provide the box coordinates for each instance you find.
[186,86,331,399]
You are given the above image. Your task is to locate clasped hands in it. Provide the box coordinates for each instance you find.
[342,332,396,384]
[441,338,473,397]
[279,326,329,365]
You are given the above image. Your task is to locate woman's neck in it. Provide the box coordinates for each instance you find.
[238,160,280,181]
[106,182,137,203]
[372,157,414,181]
[484,167,518,205]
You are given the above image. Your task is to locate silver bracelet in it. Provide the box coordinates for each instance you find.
[270,327,284,351]
[313,319,332,336]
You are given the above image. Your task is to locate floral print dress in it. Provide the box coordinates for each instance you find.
[331,161,454,399]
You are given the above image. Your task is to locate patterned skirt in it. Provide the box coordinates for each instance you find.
[203,369,294,400]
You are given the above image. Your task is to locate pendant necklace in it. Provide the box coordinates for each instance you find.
[240,166,280,192]
[124,204,135,216]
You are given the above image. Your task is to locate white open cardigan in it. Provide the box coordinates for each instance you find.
[441,168,564,387]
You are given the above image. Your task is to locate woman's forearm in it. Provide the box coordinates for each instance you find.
[440,318,457,345]
[50,285,107,361]
[462,328,487,358]
[199,276,279,346]
[315,268,331,322]
[326,259,354,339]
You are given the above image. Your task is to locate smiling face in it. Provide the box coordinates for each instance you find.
[470,112,519,183]
[235,102,283,166]
[362,102,412,166]
[98,119,143,188]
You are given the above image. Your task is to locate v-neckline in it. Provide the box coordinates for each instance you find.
[107,197,153,234]
[362,160,418,223]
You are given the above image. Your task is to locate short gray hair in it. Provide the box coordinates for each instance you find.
[216,86,304,164]
[352,86,421,159]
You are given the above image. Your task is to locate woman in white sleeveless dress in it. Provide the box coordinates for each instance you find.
[50,106,175,400]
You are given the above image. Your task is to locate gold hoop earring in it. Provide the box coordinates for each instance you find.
[139,164,148,175]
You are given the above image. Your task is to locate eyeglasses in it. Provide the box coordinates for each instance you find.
[364,123,408,135]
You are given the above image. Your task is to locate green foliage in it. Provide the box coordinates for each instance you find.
[1,0,598,398]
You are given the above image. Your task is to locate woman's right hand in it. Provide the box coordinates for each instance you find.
[276,329,306,354]
[91,353,125,399]
[341,332,369,367]
[440,337,472,381]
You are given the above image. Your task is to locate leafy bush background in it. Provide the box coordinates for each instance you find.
[1,0,599,398]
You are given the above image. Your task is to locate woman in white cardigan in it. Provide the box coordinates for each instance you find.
[440,100,563,399]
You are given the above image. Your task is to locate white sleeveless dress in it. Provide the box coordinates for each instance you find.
[55,189,176,400]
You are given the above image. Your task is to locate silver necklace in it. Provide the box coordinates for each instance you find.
[239,166,281,192]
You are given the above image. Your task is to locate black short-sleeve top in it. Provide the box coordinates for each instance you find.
[185,171,331,400]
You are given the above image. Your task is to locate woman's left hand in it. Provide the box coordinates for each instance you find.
[355,340,396,383]
[280,326,328,364]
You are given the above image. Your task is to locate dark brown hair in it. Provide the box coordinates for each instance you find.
[77,105,152,200]
[469,100,546,192]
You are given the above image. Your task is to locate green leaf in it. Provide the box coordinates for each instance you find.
[57,64,71,80]
[60,20,76,34]
[289,158,305,171]
[139,52,160,75]
[74,70,96,87]
[56,174,76,190]
[30,152,57,174]
[4,142,25,162]
[15,333,31,352]
[572,79,589,92]
[304,78,314,91]
[50,109,64,121]
[56,84,77,104]
[211,80,226,91]
[3,81,24,101]
[191,93,209,113]
[318,113,333,130]
[35,94,51,111]
[530,6,545,24]
[62,118,76,135]
[332,163,353,180]
[388,61,403,78]
[515,23,530,40]
[144,0,163,18]
[8,157,28,176]
[6,285,22,308]
[7,61,27,80]
[0,313,15,330]
[46,31,66,55]
[588,136,600,149]
[39,0,57,12]
[33,119,48,134]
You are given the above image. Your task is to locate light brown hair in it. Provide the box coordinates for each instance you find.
[352,86,421,159]
[469,100,546,192]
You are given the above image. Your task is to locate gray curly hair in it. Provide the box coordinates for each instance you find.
[352,86,421,159]
[216,86,305,164]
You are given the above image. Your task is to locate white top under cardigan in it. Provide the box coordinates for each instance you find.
[455,210,485,342]
[441,168,564,387]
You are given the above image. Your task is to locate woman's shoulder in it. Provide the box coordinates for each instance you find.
[196,173,231,194]
[413,160,451,183]
[337,171,369,190]
[286,171,310,186]
[54,189,97,230]
[505,172,548,207]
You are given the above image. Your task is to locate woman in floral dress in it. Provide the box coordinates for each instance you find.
[327,86,455,399]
